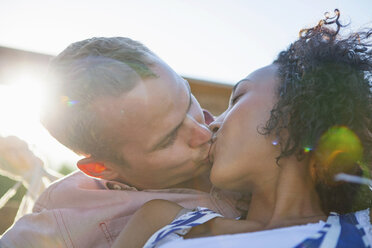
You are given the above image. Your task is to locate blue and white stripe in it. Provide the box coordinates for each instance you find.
[144,207,222,248]
[295,211,370,248]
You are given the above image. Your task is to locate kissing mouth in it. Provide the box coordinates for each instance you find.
[207,133,217,164]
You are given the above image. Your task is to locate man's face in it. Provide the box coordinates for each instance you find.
[94,58,212,189]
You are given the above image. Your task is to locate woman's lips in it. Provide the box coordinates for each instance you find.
[208,133,217,164]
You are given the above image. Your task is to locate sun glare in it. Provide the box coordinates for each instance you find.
[0,74,44,136]
[0,72,80,170]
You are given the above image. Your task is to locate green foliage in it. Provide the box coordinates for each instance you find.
[0,175,26,201]
[57,163,74,175]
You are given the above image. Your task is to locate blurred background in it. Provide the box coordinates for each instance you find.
[0,0,371,234]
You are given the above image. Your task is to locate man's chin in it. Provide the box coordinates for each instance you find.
[198,144,212,167]
[201,157,212,168]
[193,161,212,180]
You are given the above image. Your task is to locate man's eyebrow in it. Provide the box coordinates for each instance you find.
[150,81,192,151]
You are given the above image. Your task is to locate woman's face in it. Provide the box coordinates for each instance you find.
[209,64,281,191]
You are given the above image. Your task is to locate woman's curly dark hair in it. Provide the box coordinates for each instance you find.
[262,9,372,214]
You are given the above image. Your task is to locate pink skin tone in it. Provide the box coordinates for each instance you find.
[89,56,213,190]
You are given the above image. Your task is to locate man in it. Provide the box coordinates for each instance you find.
[0,37,242,248]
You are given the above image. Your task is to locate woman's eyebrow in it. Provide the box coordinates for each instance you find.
[232,79,251,94]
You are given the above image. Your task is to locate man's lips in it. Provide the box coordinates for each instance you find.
[207,134,217,164]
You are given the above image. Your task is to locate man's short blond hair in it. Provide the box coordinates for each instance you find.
[42,37,158,164]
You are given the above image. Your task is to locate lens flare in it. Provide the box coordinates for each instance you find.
[335,173,372,191]
[67,100,78,107]
[315,126,363,182]
[304,146,312,153]
[61,96,78,107]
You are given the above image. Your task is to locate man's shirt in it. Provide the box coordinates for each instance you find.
[0,170,242,248]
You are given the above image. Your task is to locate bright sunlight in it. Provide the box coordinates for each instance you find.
[0,70,80,171]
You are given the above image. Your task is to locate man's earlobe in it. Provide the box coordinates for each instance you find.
[77,157,108,179]
[77,157,120,181]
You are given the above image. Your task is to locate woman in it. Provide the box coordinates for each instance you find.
[113,10,372,248]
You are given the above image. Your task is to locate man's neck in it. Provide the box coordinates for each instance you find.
[114,170,212,192]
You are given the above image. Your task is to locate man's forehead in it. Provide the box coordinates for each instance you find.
[95,69,190,143]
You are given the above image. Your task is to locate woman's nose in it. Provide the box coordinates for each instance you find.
[209,110,226,133]
[209,114,223,133]
[209,121,220,133]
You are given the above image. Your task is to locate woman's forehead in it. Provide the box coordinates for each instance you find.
[247,64,278,80]
[234,65,279,91]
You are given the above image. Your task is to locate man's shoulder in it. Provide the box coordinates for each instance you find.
[41,170,101,194]
[34,170,106,210]
[56,170,100,186]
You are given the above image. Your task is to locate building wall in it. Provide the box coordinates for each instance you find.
[188,77,232,116]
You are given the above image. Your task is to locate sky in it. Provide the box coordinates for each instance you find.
[1,0,371,83]
[0,0,371,170]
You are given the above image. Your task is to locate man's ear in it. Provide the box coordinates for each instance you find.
[77,157,119,180]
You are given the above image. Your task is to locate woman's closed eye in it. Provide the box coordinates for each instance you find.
[230,94,243,106]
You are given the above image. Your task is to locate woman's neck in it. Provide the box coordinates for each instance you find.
[246,157,326,228]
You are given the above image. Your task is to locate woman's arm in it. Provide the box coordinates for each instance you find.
[111,199,184,248]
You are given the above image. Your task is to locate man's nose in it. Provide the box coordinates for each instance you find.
[186,118,212,148]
